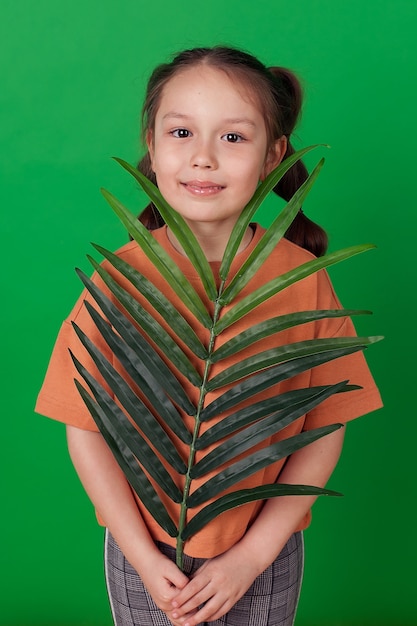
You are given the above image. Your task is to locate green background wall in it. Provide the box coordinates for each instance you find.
[1,1,416,624]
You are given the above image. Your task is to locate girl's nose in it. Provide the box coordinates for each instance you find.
[191,140,218,169]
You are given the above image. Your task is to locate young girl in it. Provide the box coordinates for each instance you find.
[36,46,382,626]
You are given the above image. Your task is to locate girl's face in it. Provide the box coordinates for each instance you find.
[147,65,286,235]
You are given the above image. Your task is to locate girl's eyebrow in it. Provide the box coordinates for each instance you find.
[162,112,189,121]
[224,117,256,128]
[162,111,256,127]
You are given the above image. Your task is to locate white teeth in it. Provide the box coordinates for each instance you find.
[188,185,221,192]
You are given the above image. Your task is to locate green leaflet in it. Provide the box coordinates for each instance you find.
[113,158,218,301]
[215,244,376,333]
[81,300,192,444]
[76,268,196,417]
[191,381,349,478]
[211,309,371,362]
[85,258,202,386]
[196,383,357,447]
[187,424,343,508]
[200,346,363,421]
[182,483,341,541]
[92,243,208,359]
[71,322,187,474]
[206,336,382,392]
[219,145,324,280]
[71,353,183,501]
[100,188,212,327]
[73,379,178,537]
[220,158,324,304]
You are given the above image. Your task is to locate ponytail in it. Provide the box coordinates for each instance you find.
[275,142,328,257]
[135,154,164,231]
[268,67,328,257]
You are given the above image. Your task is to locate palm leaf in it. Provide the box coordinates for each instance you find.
[72,152,382,570]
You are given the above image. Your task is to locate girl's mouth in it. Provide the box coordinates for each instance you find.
[182,181,225,196]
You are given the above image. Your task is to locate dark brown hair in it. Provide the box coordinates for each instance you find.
[136,46,328,256]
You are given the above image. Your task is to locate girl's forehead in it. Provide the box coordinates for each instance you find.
[158,64,262,115]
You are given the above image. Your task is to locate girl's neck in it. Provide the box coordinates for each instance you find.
[166,224,254,263]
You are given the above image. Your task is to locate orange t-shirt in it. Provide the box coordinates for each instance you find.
[35,224,382,557]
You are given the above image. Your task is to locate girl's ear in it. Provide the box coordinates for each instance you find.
[146,130,155,170]
[261,135,287,180]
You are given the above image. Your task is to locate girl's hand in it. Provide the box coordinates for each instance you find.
[170,547,260,626]
[135,548,193,624]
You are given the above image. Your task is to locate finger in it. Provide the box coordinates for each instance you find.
[171,577,210,609]
[165,566,189,591]
[174,586,216,617]
[168,606,198,626]
[182,597,230,626]
[172,584,229,622]
[172,586,215,618]
[168,608,199,626]
[156,576,190,610]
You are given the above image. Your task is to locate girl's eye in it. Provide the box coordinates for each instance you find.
[171,128,191,138]
[222,132,244,143]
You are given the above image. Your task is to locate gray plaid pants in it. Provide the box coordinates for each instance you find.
[105,530,304,626]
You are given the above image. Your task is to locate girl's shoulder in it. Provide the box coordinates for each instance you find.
[110,238,149,261]
[277,235,317,262]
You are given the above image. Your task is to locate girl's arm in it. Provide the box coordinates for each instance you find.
[66,426,189,620]
[170,427,346,626]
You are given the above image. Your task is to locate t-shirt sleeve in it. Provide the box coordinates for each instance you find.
[303,269,383,430]
[35,278,114,432]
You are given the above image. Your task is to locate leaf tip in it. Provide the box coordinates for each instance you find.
[370,335,384,344]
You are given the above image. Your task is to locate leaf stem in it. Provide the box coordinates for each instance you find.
[176,281,225,569]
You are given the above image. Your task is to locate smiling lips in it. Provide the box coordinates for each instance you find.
[182,180,225,196]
